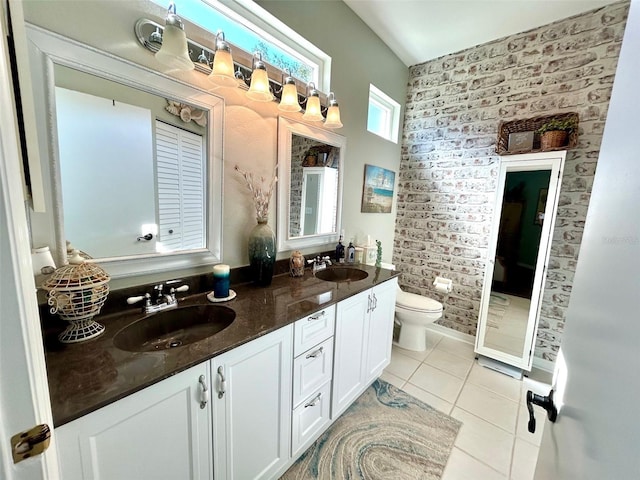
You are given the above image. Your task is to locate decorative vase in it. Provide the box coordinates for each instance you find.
[248,217,276,286]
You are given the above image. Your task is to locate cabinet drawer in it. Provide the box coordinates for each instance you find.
[293,305,335,357]
[291,383,331,457]
[293,338,333,408]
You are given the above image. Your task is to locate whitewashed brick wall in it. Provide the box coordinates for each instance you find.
[393,1,629,364]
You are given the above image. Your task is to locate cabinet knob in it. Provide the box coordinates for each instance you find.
[198,375,209,409]
[217,366,226,399]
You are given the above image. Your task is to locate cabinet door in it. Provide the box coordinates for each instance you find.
[365,278,398,382]
[212,325,293,480]
[55,362,212,480]
[331,289,369,419]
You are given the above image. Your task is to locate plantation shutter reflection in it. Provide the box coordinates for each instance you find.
[155,120,205,251]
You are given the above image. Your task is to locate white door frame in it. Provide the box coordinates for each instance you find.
[0,2,58,478]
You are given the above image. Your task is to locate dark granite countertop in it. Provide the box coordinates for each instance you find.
[43,264,399,427]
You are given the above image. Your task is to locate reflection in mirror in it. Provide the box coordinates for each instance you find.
[289,135,340,237]
[54,65,207,259]
[26,26,224,278]
[277,117,346,252]
[475,152,566,372]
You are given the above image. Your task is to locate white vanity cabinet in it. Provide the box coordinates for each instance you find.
[55,362,212,480]
[332,278,398,419]
[211,324,293,480]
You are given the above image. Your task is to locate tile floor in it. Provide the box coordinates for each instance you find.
[380,331,551,480]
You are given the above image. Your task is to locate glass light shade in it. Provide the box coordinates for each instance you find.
[278,82,301,112]
[302,95,323,121]
[246,67,273,101]
[324,105,343,129]
[155,24,194,71]
[208,49,237,87]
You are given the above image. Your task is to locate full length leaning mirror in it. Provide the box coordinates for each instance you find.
[475,151,566,373]
[277,117,346,251]
[26,25,224,278]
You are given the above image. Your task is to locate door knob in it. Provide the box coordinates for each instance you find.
[526,389,558,433]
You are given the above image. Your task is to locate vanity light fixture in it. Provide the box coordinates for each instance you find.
[302,83,324,122]
[246,52,274,102]
[323,92,343,129]
[277,72,301,112]
[154,2,195,71]
[208,31,237,87]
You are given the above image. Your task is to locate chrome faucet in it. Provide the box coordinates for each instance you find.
[308,256,332,274]
[127,281,190,314]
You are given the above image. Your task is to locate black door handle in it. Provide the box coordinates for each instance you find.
[526,389,558,433]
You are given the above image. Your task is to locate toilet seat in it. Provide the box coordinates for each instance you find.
[396,289,443,313]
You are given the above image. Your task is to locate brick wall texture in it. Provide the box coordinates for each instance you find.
[393,1,629,364]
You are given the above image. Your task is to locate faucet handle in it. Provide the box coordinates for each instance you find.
[170,285,189,294]
[127,293,151,305]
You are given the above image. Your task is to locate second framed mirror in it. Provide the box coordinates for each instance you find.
[276,117,346,251]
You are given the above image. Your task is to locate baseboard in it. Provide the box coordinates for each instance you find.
[425,323,476,345]
[532,356,555,374]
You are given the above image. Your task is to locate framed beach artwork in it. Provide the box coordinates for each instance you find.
[361,164,395,213]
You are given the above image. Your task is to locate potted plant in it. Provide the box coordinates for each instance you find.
[537,117,578,150]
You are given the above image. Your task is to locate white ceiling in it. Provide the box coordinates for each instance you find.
[343,0,621,67]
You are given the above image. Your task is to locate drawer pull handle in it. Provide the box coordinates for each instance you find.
[308,310,325,321]
[372,293,378,311]
[198,375,209,409]
[367,294,372,313]
[217,366,226,399]
[304,392,322,408]
[305,346,324,359]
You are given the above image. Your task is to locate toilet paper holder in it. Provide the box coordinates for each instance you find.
[433,276,452,293]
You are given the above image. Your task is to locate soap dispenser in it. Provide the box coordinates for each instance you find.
[335,235,345,263]
[347,241,355,263]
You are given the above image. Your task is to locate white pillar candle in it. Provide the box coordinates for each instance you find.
[212,264,230,277]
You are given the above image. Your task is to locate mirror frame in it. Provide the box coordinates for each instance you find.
[277,116,345,251]
[475,151,566,371]
[25,24,224,278]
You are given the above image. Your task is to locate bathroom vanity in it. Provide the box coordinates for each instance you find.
[47,265,399,479]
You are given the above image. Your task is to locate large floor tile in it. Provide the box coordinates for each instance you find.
[407,363,465,404]
[511,438,540,480]
[401,382,453,415]
[379,371,405,390]
[450,407,514,475]
[436,336,476,360]
[456,382,519,433]
[441,448,507,480]
[386,349,421,380]
[466,363,522,402]
[424,348,474,379]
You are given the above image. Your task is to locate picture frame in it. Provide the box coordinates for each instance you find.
[361,164,395,213]
[508,131,534,152]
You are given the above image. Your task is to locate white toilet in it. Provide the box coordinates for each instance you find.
[395,287,443,351]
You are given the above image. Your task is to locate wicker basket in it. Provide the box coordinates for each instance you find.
[540,130,568,150]
[496,112,578,155]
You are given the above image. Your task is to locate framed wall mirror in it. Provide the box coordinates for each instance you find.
[25,25,224,278]
[475,151,566,372]
[276,117,345,251]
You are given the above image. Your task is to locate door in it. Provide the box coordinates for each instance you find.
[331,289,369,419]
[0,2,58,477]
[55,363,212,480]
[364,278,398,382]
[212,325,293,480]
[535,3,640,477]
[475,151,565,371]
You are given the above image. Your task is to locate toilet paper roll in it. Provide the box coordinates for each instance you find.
[433,276,452,294]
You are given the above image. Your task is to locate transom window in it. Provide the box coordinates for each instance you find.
[151,0,330,90]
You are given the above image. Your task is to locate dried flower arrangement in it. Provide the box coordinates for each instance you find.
[235,164,278,221]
